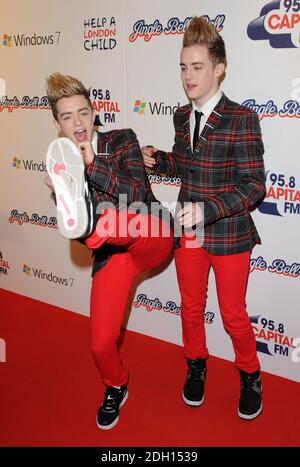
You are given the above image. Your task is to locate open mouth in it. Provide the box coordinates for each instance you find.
[74,129,88,142]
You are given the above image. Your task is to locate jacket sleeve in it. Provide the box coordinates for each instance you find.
[154,112,181,177]
[204,111,266,225]
[86,129,147,204]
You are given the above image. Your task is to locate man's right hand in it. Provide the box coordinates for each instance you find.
[142,145,158,168]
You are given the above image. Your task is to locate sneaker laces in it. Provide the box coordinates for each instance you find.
[241,374,260,397]
[102,387,124,413]
[188,362,206,382]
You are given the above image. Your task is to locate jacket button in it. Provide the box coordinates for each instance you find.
[190,168,194,173]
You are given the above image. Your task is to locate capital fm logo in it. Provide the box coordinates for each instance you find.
[11,155,46,172]
[83,16,117,51]
[88,87,119,126]
[9,210,57,229]
[248,0,300,48]
[250,315,296,358]
[133,99,181,117]
[258,170,300,216]
[2,31,61,48]
[133,293,215,324]
[22,263,74,287]
[129,15,225,42]
[0,250,10,276]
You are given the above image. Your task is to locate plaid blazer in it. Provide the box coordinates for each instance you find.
[155,93,266,255]
[85,129,171,275]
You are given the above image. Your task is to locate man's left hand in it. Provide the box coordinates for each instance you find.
[177,202,203,228]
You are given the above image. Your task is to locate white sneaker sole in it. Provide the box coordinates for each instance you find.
[182,392,204,406]
[96,390,129,430]
[238,404,262,420]
[46,137,89,239]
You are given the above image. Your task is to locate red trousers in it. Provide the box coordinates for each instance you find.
[174,244,260,374]
[87,211,173,387]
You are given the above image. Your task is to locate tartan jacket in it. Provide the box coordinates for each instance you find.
[155,93,266,255]
[85,129,171,275]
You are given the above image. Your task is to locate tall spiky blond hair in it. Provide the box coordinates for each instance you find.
[45,72,92,120]
[183,16,227,79]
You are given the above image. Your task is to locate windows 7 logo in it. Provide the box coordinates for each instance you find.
[23,264,31,275]
[12,156,22,169]
[3,34,12,47]
[133,99,146,115]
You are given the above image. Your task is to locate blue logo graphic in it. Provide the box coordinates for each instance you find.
[247,0,300,48]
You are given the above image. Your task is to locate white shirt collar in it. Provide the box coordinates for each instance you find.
[192,89,223,117]
[92,131,98,154]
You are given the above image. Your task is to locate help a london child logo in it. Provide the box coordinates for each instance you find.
[258,170,300,216]
[248,0,300,48]
[250,256,300,278]
[129,15,225,42]
[83,16,116,51]
[88,87,120,126]
[250,315,296,358]
[22,264,74,287]
[0,250,10,276]
[133,293,215,324]
[9,210,57,229]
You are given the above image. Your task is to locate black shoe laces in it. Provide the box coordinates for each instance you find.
[102,388,123,413]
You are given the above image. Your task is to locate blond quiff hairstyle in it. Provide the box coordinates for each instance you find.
[46,72,92,120]
[183,17,227,80]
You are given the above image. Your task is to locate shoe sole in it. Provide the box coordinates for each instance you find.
[46,137,90,239]
[238,404,262,420]
[96,390,129,430]
[182,392,204,407]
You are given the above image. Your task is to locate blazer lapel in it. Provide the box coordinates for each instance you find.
[182,104,193,157]
[193,93,228,158]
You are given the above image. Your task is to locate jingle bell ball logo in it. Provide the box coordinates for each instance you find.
[88,87,120,126]
[248,0,300,48]
[250,315,296,358]
[9,209,57,229]
[258,170,300,216]
[133,293,215,324]
[0,95,50,113]
[129,15,225,42]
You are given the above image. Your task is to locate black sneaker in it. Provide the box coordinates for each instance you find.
[96,385,128,430]
[182,358,206,406]
[238,370,262,420]
[46,137,94,239]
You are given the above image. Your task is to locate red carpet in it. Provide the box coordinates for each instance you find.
[0,289,299,447]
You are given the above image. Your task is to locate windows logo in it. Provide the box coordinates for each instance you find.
[133,100,146,115]
[3,34,12,47]
[12,156,22,169]
[23,264,31,275]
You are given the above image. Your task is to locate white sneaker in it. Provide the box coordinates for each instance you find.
[46,137,94,239]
